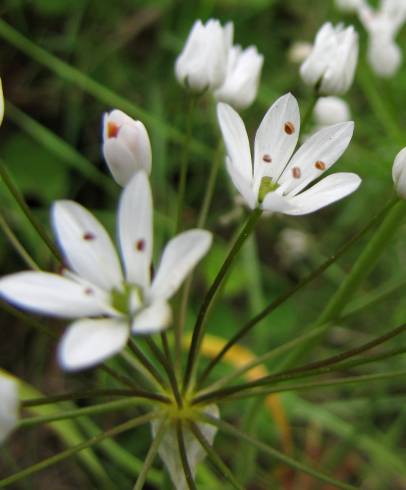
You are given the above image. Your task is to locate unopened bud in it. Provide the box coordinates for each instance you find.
[392,147,406,199]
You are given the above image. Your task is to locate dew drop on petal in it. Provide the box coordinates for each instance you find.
[83,232,95,241]
[262,154,272,163]
[292,166,301,178]
[135,239,146,252]
[284,121,295,135]
[315,160,326,170]
[107,121,120,138]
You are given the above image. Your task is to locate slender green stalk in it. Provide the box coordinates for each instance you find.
[100,364,144,391]
[300,90,319,133]
[0,163,61,262]
[128,339,167,389]
[133,417,167,490]
[1,301,56,339]
[0,211,39,270]
[197,196,398,386]
[183,208,263,392]
[199,415,357,490]
[19,398,142,428]
[176,420,197,490]
[121,350,164,391]
[189,422,244,490]
[0,19,211,159]
[282,198,406,368]
[0,411,159,488]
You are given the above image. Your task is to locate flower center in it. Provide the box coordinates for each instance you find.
[111,284,143,315]
[258,176,280,203]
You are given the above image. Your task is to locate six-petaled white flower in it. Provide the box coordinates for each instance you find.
[175,19,233,92]
[217,93,361,215]
[102,110,152,186]
[0,172,212,371]
[214,45,264,109]
[0,373,18,444]
[300,22,359,95]
[392,147,406,199]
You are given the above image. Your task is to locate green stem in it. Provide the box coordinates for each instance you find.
[100,364,143,391]
[1,301,56,339]
[0,163,61,262]
[199,415,357,490]
[176,420,197,490]
[197,195,398,386]
[19,398,142,428]
[128,339,167,390]
[183,208,263,393]
[0,411,159,488]
[300,89,319,134]
[189,422,244,490]
[283,198,406,368]
[133,417,167,490]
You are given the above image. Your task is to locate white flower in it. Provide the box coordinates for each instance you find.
[367,36,402,77]
[217,93,361,215]
[102,110,152,186]
[175,19,233,92]
[335,0,366,12]
[0,372,18,444]
[151,405,219,490]
[300,22,359,95]
[0,78,4,126]
[214,45,264,109]
[288,41,313,64]
[392,147,406,199]
[313,97,351,126]
[0,172,212,371]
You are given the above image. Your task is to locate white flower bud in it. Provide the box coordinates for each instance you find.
[300,23,359,95]
[175,19,233,92]
[335,0,366,13]
[102,110,152,186]
[367,35,402,77]
[288,41,313,64]
[313,96,351,126]
[392,147,406,199]
[0,373,18,444]
[214,45,264,109]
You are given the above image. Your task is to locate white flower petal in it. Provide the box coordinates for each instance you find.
[0,272,110,318]
[58,318,129,371]
[0,373,19,444]
[0,79,4,126]
[151,405,219,490]
[131,301,172,334]
[253,93,300,193]
[285,172,361,215]
[279,121,354,196]
[261,191,295,214]
[225,156,257,208]
[392,147,406,199]
[103,139,143,186]
[52,201,122,291]
[151,230,212,301]
[118,171,153,289]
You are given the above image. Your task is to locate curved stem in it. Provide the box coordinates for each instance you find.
[176,420,197,490]
[183,208,263,393]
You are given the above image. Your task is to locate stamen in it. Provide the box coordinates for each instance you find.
[315,160,326,170]
[84,288,94,295]
[284,121,295,135]
[292,166,301,178]
[135,239,146,252]
[83,232,95,241]
[262,154,272,163]
[107,121,120,138]
[258,176,280,203]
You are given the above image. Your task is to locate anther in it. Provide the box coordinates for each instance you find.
[107,121,120,138]
[284,121,295,135]
[135,239,146,252]
[83,232,95,241]
[292,166,301,178]
[262,154,272,163]
[315,160,326,170]
[84,288,94,295]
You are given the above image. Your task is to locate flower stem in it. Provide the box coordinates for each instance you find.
[128,339,167,390]
[0,411,159,488]
[300,89,319,134]
[197,195,398,386]
[133,417,167,490]
[176,420,197,490]
[199,415,357,490]
[0,163,62,263]
[183,208,263,393]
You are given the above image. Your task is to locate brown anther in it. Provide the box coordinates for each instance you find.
[262,154,272,163]
[84,288,94,295]
[107,121,120,138]
[284,121,295,135]
[292,166,301,179]
[83,232,95,241]
[315,160,326,170]
[135,239,146,252]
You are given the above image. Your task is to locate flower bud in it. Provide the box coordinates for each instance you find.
[367,35,402,77]
[335,0,365,13]
[102,110,152,186]
[300,23,359,95]
[392,147,406,199]
[288,41,313,64]
[214,45,264,109]
[175,19,233,92]
[313,96,351,126]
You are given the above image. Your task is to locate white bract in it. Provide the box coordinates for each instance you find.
[0,373,19,444]
[0,172,212,371]
[175,19,233,92]
[214,45,264,109]
[102,110,152,186]
[313,97,351,126]
[300,22,359,95]
[392,147,406,199]
[151,405,219,490]
[217,93,361,215]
